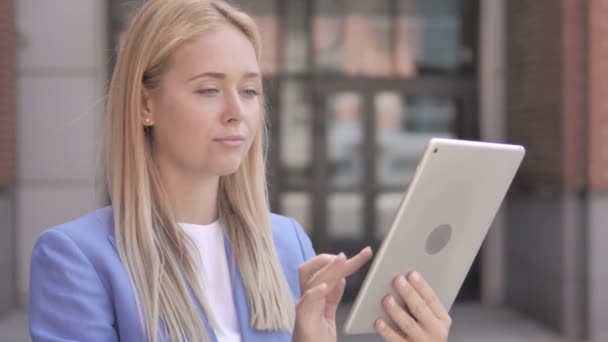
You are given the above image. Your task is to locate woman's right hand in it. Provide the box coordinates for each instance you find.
[293,248,373,342]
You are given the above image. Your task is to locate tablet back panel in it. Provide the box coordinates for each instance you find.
[343,138,525,334]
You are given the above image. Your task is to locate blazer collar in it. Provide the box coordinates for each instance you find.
[105,210,291,341]
[104,209,220,341]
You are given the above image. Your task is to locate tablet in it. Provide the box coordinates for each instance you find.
[343,138,525,335]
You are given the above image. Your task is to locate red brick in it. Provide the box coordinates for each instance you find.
[562,0,585,191]
[588,0,608,190]
[506,0,563,188]
[507,0,608,191]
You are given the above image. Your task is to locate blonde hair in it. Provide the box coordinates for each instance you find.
[105,0,295,341]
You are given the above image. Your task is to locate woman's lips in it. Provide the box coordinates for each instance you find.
[214,135,246,147]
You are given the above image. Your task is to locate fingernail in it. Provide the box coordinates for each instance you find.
[386,296,396,306]
[320,282,327,290]
[332,254,343,264]
[410,271,420,282]
[376,319,386,329]
[338,252,346,260]
[398,275,408,288]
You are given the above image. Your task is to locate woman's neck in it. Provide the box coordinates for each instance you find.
[157,162,220,225]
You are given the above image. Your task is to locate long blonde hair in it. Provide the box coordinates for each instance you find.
[105,0,295,340]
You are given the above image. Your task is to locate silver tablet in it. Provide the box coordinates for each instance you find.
[343,138,525,335]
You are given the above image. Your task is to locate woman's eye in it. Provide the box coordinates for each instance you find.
[243,89,259,97]
[197,88,219,95]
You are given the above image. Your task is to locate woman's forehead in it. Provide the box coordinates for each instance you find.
[167,24,260,80]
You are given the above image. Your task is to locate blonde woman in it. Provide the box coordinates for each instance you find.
[29,0,452,341]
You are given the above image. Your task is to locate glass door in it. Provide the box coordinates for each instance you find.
[108,0,481,301]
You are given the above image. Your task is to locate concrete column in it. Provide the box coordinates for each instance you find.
[15,0,108,307]
[479,0,507,306]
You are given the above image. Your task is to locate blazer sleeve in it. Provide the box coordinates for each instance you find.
[290,218,316,262]
[29,229,118,342]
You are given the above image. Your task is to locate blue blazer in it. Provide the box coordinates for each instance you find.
[29,206,316,341]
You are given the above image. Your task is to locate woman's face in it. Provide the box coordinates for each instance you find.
[144,23,262,178]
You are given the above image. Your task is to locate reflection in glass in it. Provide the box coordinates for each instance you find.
[281,192,311,232]
[327,92,363,187]
[343,0,392,77]
[396,0,462,74]
[255,16,281,76]
[375,193,403,240]
[280,81,312,178]
[284,0,309,73]
[236,0,280,75]
[328,193,363,239]
[313,0,345,72]
[375,92,456,187]
[314,0,465,76]
[314,0,393,76]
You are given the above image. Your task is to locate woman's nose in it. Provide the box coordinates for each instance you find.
[222,90,244,123]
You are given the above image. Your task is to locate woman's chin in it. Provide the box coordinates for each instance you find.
[215,160,243,176]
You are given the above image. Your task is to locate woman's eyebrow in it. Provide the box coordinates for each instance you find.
[187,71,261,82]
[187,72,225,82]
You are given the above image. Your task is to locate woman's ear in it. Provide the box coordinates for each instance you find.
[141,88,155,126]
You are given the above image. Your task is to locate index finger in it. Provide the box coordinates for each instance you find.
[309,247,373,287]
[343,246,373,277]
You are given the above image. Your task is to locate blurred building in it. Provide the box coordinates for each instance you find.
[0,0,109,322]
[0,0,16,318]
[0,0,606,340]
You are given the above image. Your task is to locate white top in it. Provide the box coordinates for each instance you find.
[179,220,241,342]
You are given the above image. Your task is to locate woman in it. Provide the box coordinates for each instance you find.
[29,0,452,341]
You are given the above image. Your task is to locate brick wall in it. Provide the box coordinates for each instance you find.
[505,1,608,338]
[588,0,608,190]
[561,0,586,191]
[506,0,563,189]
[507,0,608,191]
[0,0,15,187]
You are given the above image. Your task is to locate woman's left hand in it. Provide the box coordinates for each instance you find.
[375,271,452,342]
